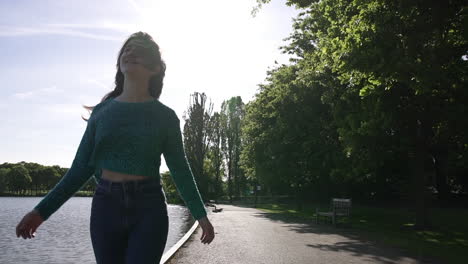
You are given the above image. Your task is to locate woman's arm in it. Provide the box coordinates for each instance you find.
[17,110,99,239]
[33,113,97,221]
[162,109,207,220]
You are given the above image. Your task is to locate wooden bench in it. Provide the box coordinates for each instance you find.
[316,198,351,226]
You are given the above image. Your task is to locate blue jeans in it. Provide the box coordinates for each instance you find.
[90,177,169,264]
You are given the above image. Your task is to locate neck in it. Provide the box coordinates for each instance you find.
[120,75,153,100]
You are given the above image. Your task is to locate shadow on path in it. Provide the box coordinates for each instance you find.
[250,209,441,264]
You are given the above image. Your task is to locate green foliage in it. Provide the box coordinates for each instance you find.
[251,0,315,17]
[0,167,10,194]
[6,164,32,194]
[0,162,69,195]
[161,171,183,204]
[202,157,224,200]
[241,63,346,204]
[245,0,468,222]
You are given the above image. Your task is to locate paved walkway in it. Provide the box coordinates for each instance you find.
[168,205,435,264]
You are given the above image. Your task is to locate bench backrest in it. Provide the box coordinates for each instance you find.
[331,198,351,215]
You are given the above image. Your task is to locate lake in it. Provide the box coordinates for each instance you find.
[0,197,194,264]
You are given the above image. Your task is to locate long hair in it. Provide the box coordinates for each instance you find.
[81,31,166,121]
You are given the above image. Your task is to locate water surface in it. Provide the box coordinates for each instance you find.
[0,197,194,264]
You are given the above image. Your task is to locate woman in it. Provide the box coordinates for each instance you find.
[15,31,215,264]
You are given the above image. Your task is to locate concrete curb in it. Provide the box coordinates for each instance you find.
[160,221,199,264]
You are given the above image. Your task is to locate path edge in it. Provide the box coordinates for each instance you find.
[160,220,199,264]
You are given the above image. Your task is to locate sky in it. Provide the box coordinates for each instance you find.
[0,0,300,172]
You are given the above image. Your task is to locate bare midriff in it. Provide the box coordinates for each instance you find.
[101,168,149,182]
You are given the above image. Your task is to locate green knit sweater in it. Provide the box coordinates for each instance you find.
[34,97,207,220]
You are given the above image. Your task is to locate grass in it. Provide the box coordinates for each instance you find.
[253,203,468,264]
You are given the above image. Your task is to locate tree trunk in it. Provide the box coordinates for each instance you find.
[295,185,303,211]
[414,119,430,230]
[432,146,449,202]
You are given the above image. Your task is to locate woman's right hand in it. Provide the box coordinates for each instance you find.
[16,209,44,239]
[198,216,215,244]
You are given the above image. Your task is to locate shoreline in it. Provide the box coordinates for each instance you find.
[161,221,199,264]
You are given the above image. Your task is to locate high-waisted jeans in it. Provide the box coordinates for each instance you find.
[90,177,169,264]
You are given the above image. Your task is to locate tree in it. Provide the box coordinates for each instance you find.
[241,63,346,209]
[23,162,43,195]
[183,92,214,198]
[7,164,32,194]
[42,166,62,190]
[0,168,10,194]
[257,0,467,227]
[206,112,225,200]
[221,96,245,202]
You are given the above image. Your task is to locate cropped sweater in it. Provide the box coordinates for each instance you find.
[33,97,207,221]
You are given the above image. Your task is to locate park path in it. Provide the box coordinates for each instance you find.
[168,204,434,264]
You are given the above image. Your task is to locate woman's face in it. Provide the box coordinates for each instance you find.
[119,38,160,77]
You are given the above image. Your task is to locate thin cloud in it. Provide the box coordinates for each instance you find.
[11,85,64,99]
[0,25,123,41]
[12,91,35,99]
[41,86,64,93]
[45,22,135,34]
[86,78,112,90]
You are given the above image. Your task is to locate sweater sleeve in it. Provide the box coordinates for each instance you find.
[33,112,97,221]
[162,110,207,220]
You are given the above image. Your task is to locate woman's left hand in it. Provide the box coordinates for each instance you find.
[198,216,214,244]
